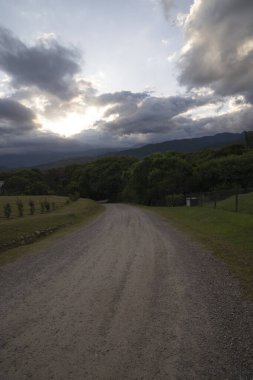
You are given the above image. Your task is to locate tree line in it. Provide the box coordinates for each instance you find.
[1,143,253,206]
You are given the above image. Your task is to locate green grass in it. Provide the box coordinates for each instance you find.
[0,196,104,264]
[215,191,253,214]
[0,195,68,219]
[149,206,253,299]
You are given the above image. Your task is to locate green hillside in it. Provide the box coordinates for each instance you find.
[217,192,253,214]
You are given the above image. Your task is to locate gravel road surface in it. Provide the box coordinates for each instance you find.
[0,204,252,379]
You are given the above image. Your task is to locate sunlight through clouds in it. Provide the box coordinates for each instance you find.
[40,107,105,137]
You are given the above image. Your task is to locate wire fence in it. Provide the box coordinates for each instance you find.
[186,188,253,214]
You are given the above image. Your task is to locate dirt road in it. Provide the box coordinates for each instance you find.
[0,204,252,379]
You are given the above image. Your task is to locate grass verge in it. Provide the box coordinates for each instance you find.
[0,198,104,265]
[149,206,253,299]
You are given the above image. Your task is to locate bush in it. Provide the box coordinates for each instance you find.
[166,193,186,207]
[3,203,11,219]
[44,199,50,212]
[16,198,24,217]
[40,202,45,213]
[29,200,35,215]
[68,192,80,202]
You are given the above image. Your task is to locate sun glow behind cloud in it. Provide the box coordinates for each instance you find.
[39,107,105,137]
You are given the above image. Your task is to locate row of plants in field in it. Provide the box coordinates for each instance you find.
[0,198,102,256]
[2,199,57,219]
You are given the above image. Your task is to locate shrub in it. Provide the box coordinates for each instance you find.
[29,200,35,215]
[44,199,50,212]
[166,193,186,207]
[40,202,45,213]
[16,198,24,217]
[4,203,11,219]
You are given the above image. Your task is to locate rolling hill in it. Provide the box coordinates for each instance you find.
[0,132,245,169]
[113,132,244,158]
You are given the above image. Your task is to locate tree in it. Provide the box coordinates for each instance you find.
[16,198,24,217]
[79,156,137,201]
[3,203,11,219]
[29,200,35,215]
[127,153,193,205]
[4,176,29,195]
[244,131,253,149]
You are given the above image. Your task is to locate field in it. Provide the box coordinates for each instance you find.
[0,196,104,262]
[0,195,68,219]
[149,206,253,299]
[200,191,253,214]
[216,191,253,214]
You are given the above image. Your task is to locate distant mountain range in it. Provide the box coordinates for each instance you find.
[38,132,244,169]
[112,132,245,158]
[0,132,245,170]
[0,147,119,170]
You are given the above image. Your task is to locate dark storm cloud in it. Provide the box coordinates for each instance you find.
[174,107,253,139]
[96,91,147,107]
[96,90,219,136]
[0,131,80,154]
[179,0,253,102]
[203,107,253,134]
[96,91,149,121]
[0,124,122,156]
[0,27,81,99]
[0,98,35,123]
[0,98,37,136]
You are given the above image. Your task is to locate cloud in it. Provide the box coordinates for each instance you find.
[0,90,222,155]
[161,0,175,19]
[0,11,252,157]
[0,96,124,155]
[95,90,219,136]
[0,98,38,136]
[0,98,35,123]
[0,27,82,100]
[0,92,252,158]
[95,91,147,107]
[0,100,83,153]
[179,0,253,103]
[174,106,253,139]
[167,51,179,63]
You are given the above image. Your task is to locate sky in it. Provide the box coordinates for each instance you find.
[0,0,253,156]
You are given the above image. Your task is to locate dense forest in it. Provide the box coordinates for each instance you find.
[1,143,253,206]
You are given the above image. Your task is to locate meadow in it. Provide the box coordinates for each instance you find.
[0,196,103,260]
[0,195,68,219]
[215,191,253,214]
